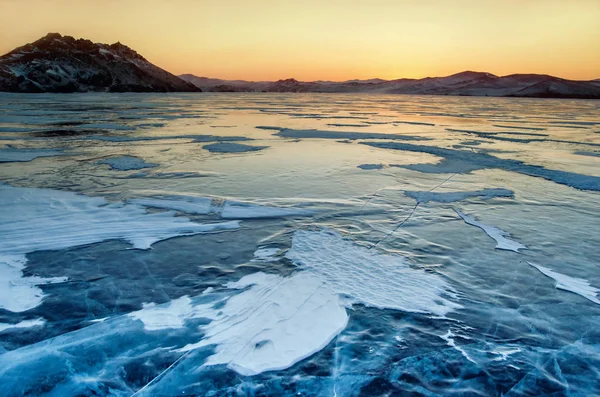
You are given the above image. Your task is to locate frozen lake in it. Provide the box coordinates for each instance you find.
[0,93,599,396]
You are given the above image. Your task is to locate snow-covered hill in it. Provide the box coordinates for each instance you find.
[0,33,199,93]
[181,71,600,98]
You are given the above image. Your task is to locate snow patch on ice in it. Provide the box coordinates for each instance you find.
[179,272,349,376]
[527,262,600,305]
[251,247,281,262]
[456,210,526,252]
[286,229,461,316]
[0,185,240,312]
[129,296,216,331]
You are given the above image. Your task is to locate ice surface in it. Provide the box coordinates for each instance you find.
[202,142,268,153]
[287,229,461,316]
[1,93,600,395]
[456,210,526,252]
[0,185,240,312]
[97,155,158,171]
[528,262,600,305]
[405,188,514,203]
[0,147,63,162]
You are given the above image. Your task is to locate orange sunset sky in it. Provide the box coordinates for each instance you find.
[1,0,599,81]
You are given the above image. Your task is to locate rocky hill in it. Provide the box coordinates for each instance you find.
[0,33,199,93]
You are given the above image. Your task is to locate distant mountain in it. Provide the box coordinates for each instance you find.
[181,71,600,99]
[0,33,199,93]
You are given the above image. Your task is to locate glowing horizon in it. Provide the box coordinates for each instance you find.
[1,0,599,81]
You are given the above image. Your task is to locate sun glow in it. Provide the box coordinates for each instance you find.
[1,0,598,81]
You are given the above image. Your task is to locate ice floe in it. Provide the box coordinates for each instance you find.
[527,262,600,305]
[456,210,526,252]
[0,185,240,312]
[405,188,513,203]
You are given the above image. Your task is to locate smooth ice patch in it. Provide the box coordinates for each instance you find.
[179,272,349,376]
[405,188,514,203]
[97,155,158,171]
[0,185,240,312]
[0,318,45,333]
[286,229,461,316]
[358,163,384,170]
[456,210,526,252]
[202,142,268,153]
[528,262,600,305]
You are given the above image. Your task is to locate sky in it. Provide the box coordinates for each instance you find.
[0,0,599,81]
